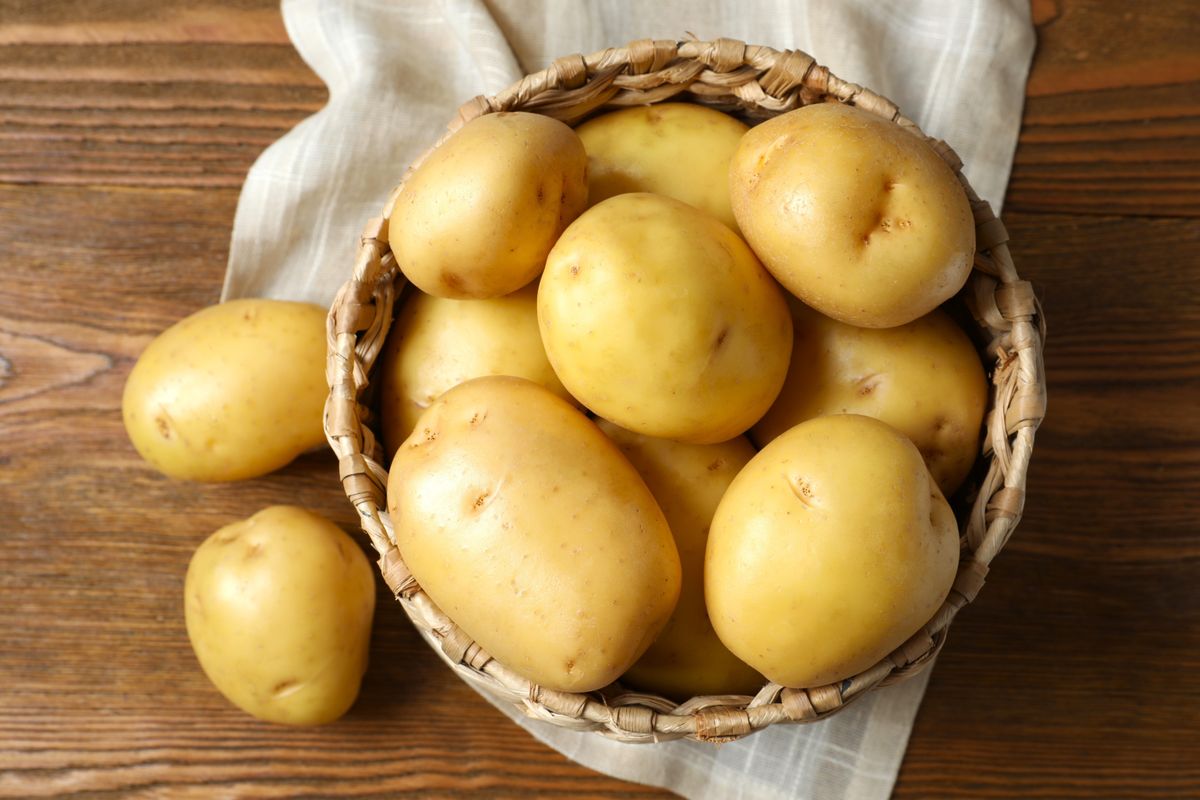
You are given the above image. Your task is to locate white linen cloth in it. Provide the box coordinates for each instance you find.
[222,2,1034,797]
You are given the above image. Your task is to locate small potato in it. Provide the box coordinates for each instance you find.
[577,103,748,230]
[378,283,576,458]
[730,103,975,328]
[389,112,588,299]
[598,420,764,700]
[753,304,987,495]
[707,415,959,688]
[388,376,681,693]
[122,299,327,481]
[539,193,793,444]
[185,506,376,725]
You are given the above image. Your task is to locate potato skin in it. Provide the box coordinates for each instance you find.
[184,506,376,725]
[389,111,588,299]
[387,376,681,693]
[730,103,975,328]
[538,193,793,444]
[598,421,763,700]
[122,299,328,481]
[378,283,576,458]
[707,415,959,688]
[752,303,987,495]
[577,103,748,230]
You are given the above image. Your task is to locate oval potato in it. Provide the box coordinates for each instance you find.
[122,299,328,481]
[389,111,588,299]
[185,506,376,725]
[707,415,959,688]
[598,420,763,700]
[577,103,748,230]
[539,193,793,444]
[730,103,975,328]
[753,303,987,494]
[387,376,681,693]
[378,283,576,458]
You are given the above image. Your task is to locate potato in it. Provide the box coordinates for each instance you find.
[387,376,680,693]
[389,111,588,299]
[122,298,328,481]
[538,193,793,444]
[730,103,975,328]
[752,303,987,495]
[378,282,576,458]
[184,506,376,725]
[576,103,748,230]
[707,415,959,688]
[597,421,763,700]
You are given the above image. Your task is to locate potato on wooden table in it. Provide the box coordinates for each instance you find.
[538,193,792,444]
[387,376,681,693]
[730,103,975,328]
[377,282,576,458]
[122,298,327,482]
[598,420,763,700]
[185,506,376,726]
[753,302,987,495]
[389,111,588,299]
[707,414,959,688]
[577,102,748,230]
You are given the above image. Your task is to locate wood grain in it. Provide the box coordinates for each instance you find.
[1,1,1198,797]
[1009,0,1200,216]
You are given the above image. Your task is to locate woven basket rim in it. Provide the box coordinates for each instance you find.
[323,36,1047,744]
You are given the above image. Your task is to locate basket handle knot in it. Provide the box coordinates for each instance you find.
[690,37,746,73]
[694,706,752,741]
[759,49,816,99]
[548,53,588,89]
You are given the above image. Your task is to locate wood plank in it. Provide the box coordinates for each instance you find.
[2,182,1198,796]
[1,0,1198,796]
[0,181,671,798]
[2,0,1197,219]
[1008,0,1200,216]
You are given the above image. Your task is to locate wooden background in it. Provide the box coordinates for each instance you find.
[1,0,1197,796]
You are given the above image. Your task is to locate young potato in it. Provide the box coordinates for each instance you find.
[707,415,959,688]
[185,506,376,725]
[752,303,987,495]
[576,103,748,230]
[388,376,681,693]
[730,103,975,328]
[122,299,327,481]
[538,193,793,444]
[597,420,764,700]
[389,111,588,299]
[378,283,577,458]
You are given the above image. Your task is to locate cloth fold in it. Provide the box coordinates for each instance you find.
[222,2,1034,796]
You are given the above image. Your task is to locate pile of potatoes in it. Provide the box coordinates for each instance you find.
[381,102,984,698]
[121,98,986,725]
[123,298,378,725]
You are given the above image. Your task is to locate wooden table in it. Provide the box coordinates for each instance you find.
[2,1,1196,796]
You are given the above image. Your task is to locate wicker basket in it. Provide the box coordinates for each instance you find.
[324,38,1046,744]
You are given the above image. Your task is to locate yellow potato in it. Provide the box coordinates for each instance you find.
[538,193,793,444]
[387,376,681,693]
[730,103,976,328]
[597,420,763,700]
[378,282,576,458]
[577,103,748,230]
[752,303,987,495]
[389,111,588,299]
[707,415,959,688]
[122,299,327,481]
[185,506,376,725]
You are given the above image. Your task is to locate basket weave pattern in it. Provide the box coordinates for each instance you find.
[324,38,1047,743]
